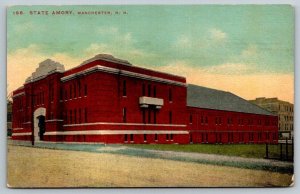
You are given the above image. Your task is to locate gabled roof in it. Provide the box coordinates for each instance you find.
[187,84,275,116]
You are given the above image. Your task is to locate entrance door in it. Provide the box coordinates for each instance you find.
[33,107,46,142]
[38,116,45,140]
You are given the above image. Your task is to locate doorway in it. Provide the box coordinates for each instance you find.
[33,107,46,142]
[37,115,45,140]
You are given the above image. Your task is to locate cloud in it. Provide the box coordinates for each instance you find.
[7,41,155,95]
[241,44,258,57]
[209,28,227,42]
[84,43,111,56]
[173,35,191,49]
[202,63,254,75]
[7,45,86,95]
[97,26,118,35]
[155,61,294,103]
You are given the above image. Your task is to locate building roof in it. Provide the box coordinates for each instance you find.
[187,84,275,116]
[80,54,132,66]
[25,59,65,83]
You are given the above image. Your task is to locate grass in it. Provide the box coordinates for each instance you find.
[127,143,294,160]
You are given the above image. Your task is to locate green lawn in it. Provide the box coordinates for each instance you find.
[127,144,293,160]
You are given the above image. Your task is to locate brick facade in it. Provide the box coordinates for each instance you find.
[12,54,278,144]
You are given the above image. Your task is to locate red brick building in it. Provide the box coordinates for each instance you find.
[12,54,278,144]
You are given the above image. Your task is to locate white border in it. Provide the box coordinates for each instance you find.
[1,1,299,194]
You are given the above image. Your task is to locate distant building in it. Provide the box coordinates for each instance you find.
[249,97,293,139]
[12,54,278,144]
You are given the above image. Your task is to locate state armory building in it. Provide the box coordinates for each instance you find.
[12,54,278,144]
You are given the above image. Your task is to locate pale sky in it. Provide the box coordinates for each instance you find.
[7,5,294,103]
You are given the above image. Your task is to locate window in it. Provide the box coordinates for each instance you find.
[78,82,81,97]
[166,134,169,141]
[249,133,254,141]
[258,132,262,141]
[142,109,146,124]
[79,109,81,123]
[123,80,127,96]
[169,111,172,124]
[202,133,207,143]
[201,116,204,124]
[124,134,128,142]
[215,117,221,125]
[65,90,68,100]
[74,109,77,124]
[239,133,244,143]
[74,83,77,98]
[265,120,269,126]
[7,113,12,122]
[205,116,208,124]
[148,109,151,123]
[130,134,134,142]
[169,88,172,102]
[144,134,147,142]
[70,110,72,124]
[142,83,145,96]
[123,108,127,123]
[170,134,173,141]
[227,118,233,125]
[84,108,87,123]
[189,114,193,124]
[84,84,87,96]
[65,111,68,123]
[217,133,222,143]
[69,84,72,99]
[155,134,158,141]
[50,83,54,102]
[148,84,151,97]
[153,86,156,97]
[153,110,157,124]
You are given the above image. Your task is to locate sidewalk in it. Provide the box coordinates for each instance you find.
[8,140,293,174]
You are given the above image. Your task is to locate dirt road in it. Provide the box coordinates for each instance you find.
[7,145,293,187]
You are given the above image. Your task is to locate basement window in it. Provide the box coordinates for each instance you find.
[130,134,134,142]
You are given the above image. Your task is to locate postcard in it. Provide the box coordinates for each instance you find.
[7,5,294,187]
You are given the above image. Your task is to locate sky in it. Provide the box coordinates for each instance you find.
[7,5,294,103]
